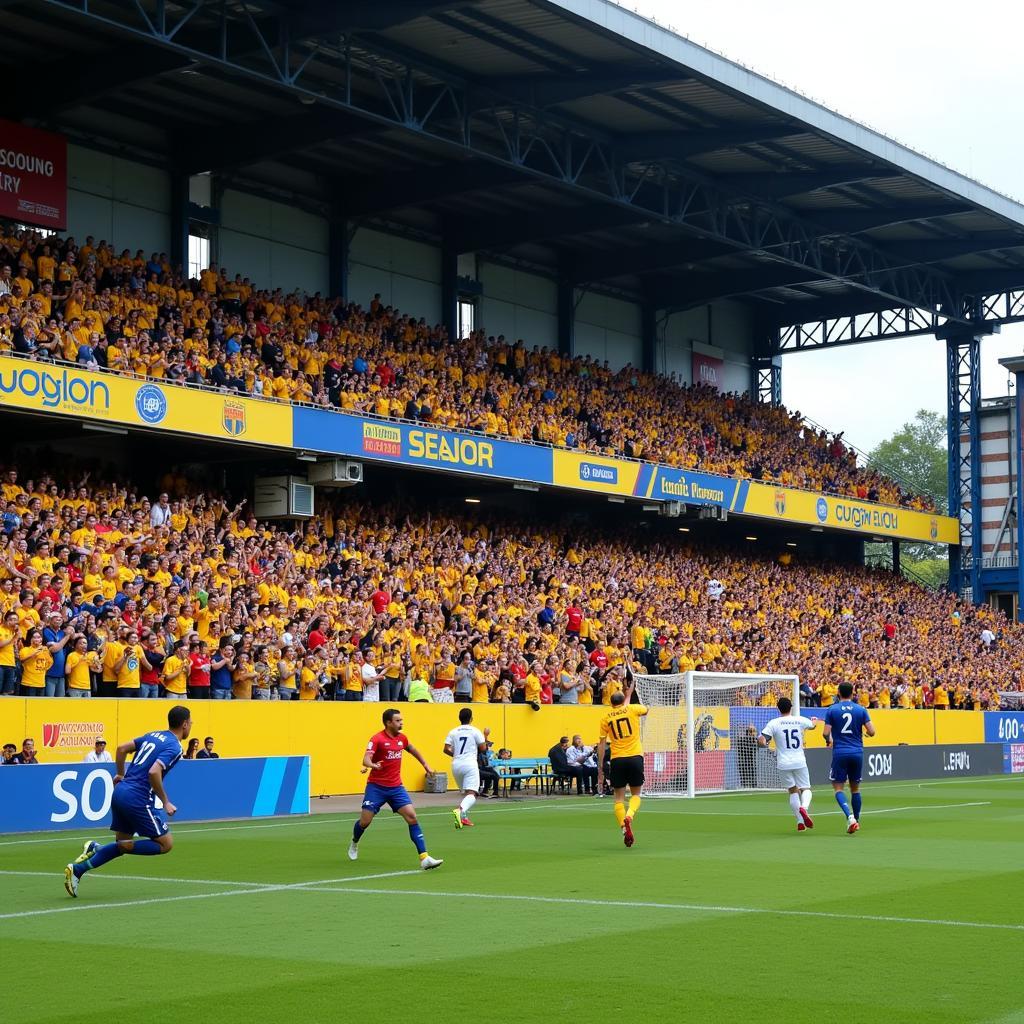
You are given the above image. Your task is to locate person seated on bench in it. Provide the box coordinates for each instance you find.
[496,748,522,791]
[566,734,599,795]
[548,735,583,794]
[478,740,500,798]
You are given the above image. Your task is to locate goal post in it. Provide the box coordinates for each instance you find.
[631,671,800,797]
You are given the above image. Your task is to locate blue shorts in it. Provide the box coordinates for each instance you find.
[829,752,863,784]
[361,783,412,815]
[109,787,169,838]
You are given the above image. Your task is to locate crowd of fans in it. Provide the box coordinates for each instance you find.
[0,461,1013,710]
[0,223,934,509]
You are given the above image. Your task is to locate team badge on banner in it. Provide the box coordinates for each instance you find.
[774,490,786,516]
[222,400,247,436]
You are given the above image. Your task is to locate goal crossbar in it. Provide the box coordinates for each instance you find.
[632,670,800,798]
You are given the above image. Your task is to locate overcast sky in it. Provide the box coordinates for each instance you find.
[633,0,1024,452]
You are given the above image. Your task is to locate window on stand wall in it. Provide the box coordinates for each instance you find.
[457,299,475,341]
[188,234,209,282]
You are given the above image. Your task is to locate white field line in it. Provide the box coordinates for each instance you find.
[0,792,1000,847]
[0,869,421,920]
[291,884,1024,933]
[640,801,992,817]
[3,869,1021,933]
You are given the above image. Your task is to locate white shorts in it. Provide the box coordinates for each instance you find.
[452,763,481,793]
[779,766,810,790]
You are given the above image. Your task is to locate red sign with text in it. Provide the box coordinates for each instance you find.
[692,351,724,391]
[0,120,67,229]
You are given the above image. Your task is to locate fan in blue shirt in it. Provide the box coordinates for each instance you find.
[65,704,192,899]
[823,682,876,835]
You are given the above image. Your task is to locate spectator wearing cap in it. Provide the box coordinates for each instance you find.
[2,743,17,764]
[83,739,112,763]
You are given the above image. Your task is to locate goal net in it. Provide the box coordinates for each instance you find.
[631,671,800,797]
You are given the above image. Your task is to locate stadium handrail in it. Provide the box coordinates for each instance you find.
[0,350,944,516]
[799,413,946,511]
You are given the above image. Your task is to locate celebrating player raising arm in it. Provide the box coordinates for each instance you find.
[758,696,818,832]
[350,708,443,870]
[597,682,648,848]
[822,681,876,834]
[443,707,489,829]
[65,704,191,898]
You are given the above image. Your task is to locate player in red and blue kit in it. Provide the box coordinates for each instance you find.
[349,708,443,870]
[823,682,876,835]
[64,705,192,897]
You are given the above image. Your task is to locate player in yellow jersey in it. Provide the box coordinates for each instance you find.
[597,683,648,848]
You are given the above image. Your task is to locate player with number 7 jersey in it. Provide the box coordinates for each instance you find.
[597,685,648,848]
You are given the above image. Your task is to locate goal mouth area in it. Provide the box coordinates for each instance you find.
[631,671,802,799]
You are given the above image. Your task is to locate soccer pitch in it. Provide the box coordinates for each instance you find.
[2,777,1022,1024]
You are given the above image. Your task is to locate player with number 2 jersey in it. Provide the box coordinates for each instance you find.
[823,681,876,834]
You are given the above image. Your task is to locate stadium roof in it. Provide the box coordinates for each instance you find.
[9,0,1024,331]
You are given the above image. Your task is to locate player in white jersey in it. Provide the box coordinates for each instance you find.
[443,706,489,829]
[757,696,818,832]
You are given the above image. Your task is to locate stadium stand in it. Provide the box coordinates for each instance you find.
[0,459,1012,707]
[0,223,935,511]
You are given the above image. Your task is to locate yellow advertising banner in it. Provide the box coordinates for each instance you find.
[0,356,293,449]
[551,450,642,496]
[741,481,959,544]
[0,698,605,796]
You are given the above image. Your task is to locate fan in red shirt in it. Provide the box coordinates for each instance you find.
[187,641,211,698]
[370,585,391,615]
[565,603,583,635]
[348,709,443,871]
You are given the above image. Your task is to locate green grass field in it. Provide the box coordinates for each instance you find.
[3,776,1023,1024]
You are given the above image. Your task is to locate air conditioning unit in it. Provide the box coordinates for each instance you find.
[658,501,684,518]
[253,476,315,519]
[306,459,363,487]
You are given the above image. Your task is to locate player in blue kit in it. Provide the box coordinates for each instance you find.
[64,705,192,897]
[822,682,875,835]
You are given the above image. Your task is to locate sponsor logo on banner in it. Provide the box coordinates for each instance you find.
[816,497,829,523]
[362,422,402,457]
[942,750,971,772]
[0,364,110,413]
[774,490,786,515]
[42,721,105,750]
[408,429,494,468]
[930,518,938,541]
[52,768,115,823]
[580,462,617,484]
[867,752,893,777]
[0,118,68,229]
[135,383,167,424]
[692,351,723,391]
[222,400,247,436]
[1010,744,1024,773]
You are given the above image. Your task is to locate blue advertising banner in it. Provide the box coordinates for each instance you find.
[984,711,1024,743]
[293,408,552,483]
[0,756,310,833]
[643,467,742,508]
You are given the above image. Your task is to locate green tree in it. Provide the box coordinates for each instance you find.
[868,409,948,513]
[865,409,949,576]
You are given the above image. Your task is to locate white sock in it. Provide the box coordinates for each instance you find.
[788,792,801,821]
[459,794,476,816]
[801,790,812,810]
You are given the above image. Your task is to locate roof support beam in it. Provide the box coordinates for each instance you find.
[179,111,384,175]
[34,0,966,322]
[617,124,796,162]
[721,165,902,200]
[569,237,734,283]
[652,265,825,310]
[339,162,528,218]
[450,204,646,253]
[810,204,974,235]
[483,68,685,107]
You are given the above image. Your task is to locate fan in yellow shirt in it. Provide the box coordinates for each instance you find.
[65,637,99,694]
[597,685,648,847]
